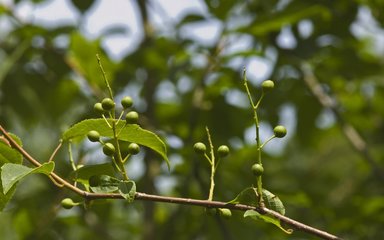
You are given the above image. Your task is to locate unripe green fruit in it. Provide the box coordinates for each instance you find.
[128,143,140,155]
[251,163,264,176]
[101,98,115,111]
[261,80,274,92]
[193,142,206,154]
[126,111,139,124]
[87,130,100,142]
[217,145,229,158]
[61,198,77,209]
[218,208,232,219]
[273,125,287,138]
[94,102,104,114]
[103,143,116,156]
[121,96,133,109]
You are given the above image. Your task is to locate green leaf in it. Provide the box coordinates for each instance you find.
[236,4,330,36]
[227,187,259,207]
[89,175,120,193]
[62,119,170,170]
[244,210,293,234]
[119,180,136,203]
[1,162,55,194]
[0,133,23,165]
[262,189,285,215]
[228,188,285,215]
[0,184,16,211]
[66,33,119,88]
[71,163,116,186]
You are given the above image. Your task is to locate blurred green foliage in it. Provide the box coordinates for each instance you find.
[1,0,384,239]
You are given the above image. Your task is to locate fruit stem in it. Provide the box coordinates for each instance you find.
[96,54,114,100]
[112,121,129,180]
[206,127,216,201]
[243,69,263,203]
[68,141,77,171]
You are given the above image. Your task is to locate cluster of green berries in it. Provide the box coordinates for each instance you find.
[94,96,139,124]
[193,142,230,158]
[88,96,141,157]
[87,130,141,157]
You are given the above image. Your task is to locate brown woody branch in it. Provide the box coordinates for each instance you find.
[0,125,341,240]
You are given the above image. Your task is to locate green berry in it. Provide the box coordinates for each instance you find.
[103,143,116,156]
[101,98,115,111]
[217,145,229,158]
[218,208,232,219]
[128,143,140,155]
[126,111,139,124]
[61,198,77,209]
[273,125,287,138]
[121,96,133,109]
[251,163,264,176]
[94,102,104,114]
[262,80,274,92]
[87,130,100,142]
[193,142,206,154]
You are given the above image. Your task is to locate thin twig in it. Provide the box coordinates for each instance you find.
[0,124,342,240]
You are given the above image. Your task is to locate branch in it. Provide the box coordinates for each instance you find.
[0,125,342,240]
[300,63,384,180]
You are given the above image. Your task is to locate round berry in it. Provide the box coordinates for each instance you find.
[128,143,140,155]
[121,96,133,109]
[87,130,100,142]
[218,208,232,219]
[251,163,264,176]
[103,143,116,156]
[126,111,139,124]
[273,125,287,138]
[262,80,274,92]
[217,145,229,158]
[101,98,115,111]
[94,102,104,114]
[193,142,206,154]
[61,198,77,209]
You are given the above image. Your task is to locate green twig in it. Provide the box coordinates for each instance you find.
[206,127,216,201]
[243,69,263,203]
[96,54,113,99]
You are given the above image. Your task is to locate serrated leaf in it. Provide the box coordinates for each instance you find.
[262,189,285,215]
[119,180,136,203]
[1,162,55,194]
[227,187,259,206]
[62,119,170,170]
[71,163,116,186]
[244,210,293,234]
[89,175,120,193]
